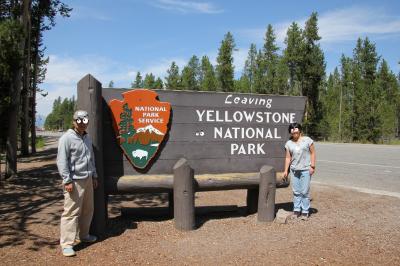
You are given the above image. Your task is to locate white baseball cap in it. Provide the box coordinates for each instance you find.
[73,110,89,120]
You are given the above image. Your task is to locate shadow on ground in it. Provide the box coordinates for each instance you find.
[107,192,253,231]
[0,161,174,250]
[1,142,309,250]
[0,155,62,250]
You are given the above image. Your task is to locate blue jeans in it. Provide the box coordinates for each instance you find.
[291,169,311,214]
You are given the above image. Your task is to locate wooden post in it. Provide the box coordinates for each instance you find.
[246,189,258,214]
[257,165,276,222]
[77,74,106,236]
[173,158,195,231]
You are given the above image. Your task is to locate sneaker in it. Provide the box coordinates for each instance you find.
[293,211,301,218]
[300,213,309,220]
[62,247,76,257]
[81,234,97,243]
[73,239,81,246]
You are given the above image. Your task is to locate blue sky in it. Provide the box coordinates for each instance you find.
[38,0,400,116]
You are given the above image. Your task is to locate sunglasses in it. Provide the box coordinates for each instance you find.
[75,118,89,124]
[290,128,300,134]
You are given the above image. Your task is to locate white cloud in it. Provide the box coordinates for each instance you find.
[150,0,223,14]
[39,54,135,116]
[239,6,400,45]
[45,54,134,87]
[318,7,400,43]
[39,54,190,116]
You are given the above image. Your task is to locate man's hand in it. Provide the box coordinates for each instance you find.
[65,183,73,192]
[93,179,98,189]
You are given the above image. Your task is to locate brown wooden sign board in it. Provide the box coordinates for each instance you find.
[77,74,306,233]
[102,88,306,176]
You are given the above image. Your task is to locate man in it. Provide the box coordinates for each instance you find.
[57,110,98,257]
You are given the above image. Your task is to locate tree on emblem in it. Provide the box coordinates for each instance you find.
[119,103,135,143]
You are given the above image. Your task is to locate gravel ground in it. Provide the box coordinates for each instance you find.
[1,142,399,265]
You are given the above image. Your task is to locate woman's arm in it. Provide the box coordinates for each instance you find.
[309,143,316,175]
[283,148,291,178]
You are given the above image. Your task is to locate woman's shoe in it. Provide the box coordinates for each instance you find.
[300,213,309,220]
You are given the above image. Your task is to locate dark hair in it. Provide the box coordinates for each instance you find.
[288,123,302,134]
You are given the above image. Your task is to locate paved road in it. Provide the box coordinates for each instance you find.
[37,131,63,149]
[313,142,400,197]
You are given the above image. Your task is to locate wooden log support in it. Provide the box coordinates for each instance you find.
[77,74,107,236]
[257,165,276,222]
[173,158,195,231]
[107,172,288,194]
[246,188,258,214]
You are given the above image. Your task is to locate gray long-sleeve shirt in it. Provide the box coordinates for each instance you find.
[57,129,98,184]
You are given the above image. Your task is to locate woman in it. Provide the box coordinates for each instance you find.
[283,123,316,220]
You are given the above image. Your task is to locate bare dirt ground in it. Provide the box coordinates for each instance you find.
[1,137,400,265]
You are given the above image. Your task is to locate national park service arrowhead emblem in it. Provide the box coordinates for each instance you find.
[109,90,171,169]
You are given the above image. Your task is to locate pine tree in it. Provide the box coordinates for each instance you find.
[235,75,251,93]
[154,77,164,89]
[301,12,326,138]
[108,80,114,88]
[274,57,290,95]
[143,73,156,89]
[199,55,217,91]
[165,61,181,90]
[283,22,303,95]
[320,68,341,140]
[216,32,235,92]
[132,72,143,88]
[352,37,380,143]
[181,55,200,90]
[44,96,76,130]
[376,59,399,140]
[263,24,279,94]
[243,43,257,93]
[338,55,355,141]
[253,49,266,93]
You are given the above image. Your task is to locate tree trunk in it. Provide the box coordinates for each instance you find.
[5,0,31,177]
[6,69,22,178]
[20,11,31,156]
[30,14,42,155]
[30,55,38,154]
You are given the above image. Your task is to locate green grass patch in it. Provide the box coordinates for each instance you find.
[386,139,400,145]
[36,136,45,149]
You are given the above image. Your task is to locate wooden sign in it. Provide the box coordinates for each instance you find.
[109,90,171,168]
[103,89,306,176]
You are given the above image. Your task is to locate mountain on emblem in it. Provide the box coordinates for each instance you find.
[136,125,164,135]
[108,89,171,169]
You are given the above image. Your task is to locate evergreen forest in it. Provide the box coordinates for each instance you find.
[126,12,400,144]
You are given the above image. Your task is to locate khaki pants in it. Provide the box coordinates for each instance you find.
[60,177,93,248]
